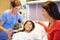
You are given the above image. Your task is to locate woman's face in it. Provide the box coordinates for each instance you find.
[13,6,22,13]
[24,22,33,32]
[42,8,51,20]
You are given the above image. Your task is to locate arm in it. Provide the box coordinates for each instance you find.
[36,20,48,32]
[0,21,12,33]
[0,21,12,40]
[33,23,47,40]
[0,11,12,33]
[0,20,9,33]
[0,12,12,39]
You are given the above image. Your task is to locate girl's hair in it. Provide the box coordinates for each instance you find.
[42,1,60,20]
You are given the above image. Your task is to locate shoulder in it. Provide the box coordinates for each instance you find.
[54,20,60,26]
[55,20,60,24]
[2,9,11,15]
[17,12,22,16]
[54,20,60,30]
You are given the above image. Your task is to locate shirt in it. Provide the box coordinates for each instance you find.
[0,9,23,39]
[48,20,60,40]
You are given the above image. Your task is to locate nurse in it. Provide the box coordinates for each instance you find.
[0,0,23,40]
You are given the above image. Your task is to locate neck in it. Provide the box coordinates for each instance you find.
[49,19,55,24]
[11,9,16,15]
[48,19,55,27]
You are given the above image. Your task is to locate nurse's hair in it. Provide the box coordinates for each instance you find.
[42,1,60,20]
[10,0,21,8]
[23,20,35,32]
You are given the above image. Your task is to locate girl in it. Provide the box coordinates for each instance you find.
[12,20,35,40]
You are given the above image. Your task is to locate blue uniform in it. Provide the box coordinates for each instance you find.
[0,10,23,40]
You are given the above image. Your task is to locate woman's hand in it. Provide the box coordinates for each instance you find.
[35,20,48,32]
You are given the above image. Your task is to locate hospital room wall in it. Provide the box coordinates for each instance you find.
[0,0,10,16]
[28,4,44,21]
[27,2,60,21]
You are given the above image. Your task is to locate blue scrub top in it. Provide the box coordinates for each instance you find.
[0,10,23,39]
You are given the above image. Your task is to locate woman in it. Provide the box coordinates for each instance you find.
[41,1,60,40]
[12,20,35,40]
[0,0,23,40]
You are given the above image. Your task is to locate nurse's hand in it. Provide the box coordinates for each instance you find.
[6,28,12,39]
[8,28,12,34]
[8,35,12,40]
[7,28,12,40]
[6,28,12,35]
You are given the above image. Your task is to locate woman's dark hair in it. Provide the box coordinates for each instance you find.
[42,1,60,20]
[23,20,35,32]
[10,0,21,8]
